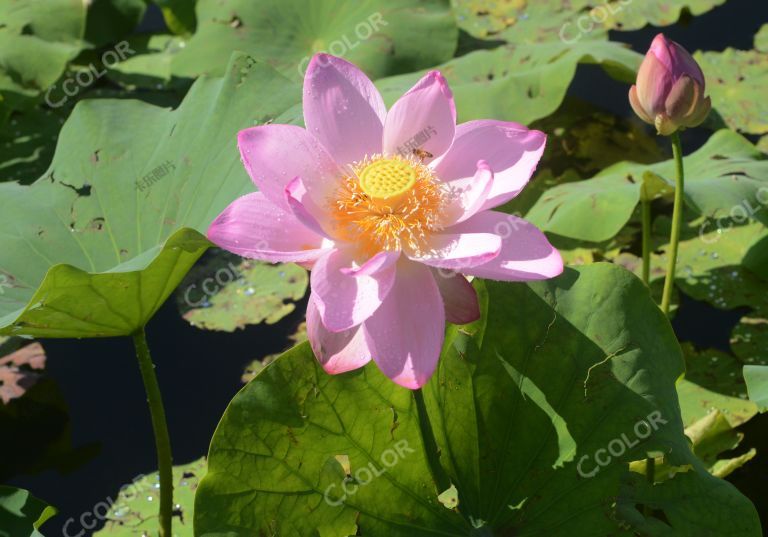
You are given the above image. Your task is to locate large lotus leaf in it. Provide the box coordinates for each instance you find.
[94,457,205,536]
[175,251,308,332]
[105,34,190,91]
[0,0,85,114]
[450,0,724,40]
[0,54,302,338]
[194,264,760,536]
[526,130,768,242]
[376,39,640,126]
[170,0,458,82]
[694,39,768,135]
[0,486,56,537]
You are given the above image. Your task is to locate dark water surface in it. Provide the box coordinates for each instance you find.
[8,0,768,534]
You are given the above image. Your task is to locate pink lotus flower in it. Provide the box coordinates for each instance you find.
[208,54,562,389]
[629,33,711,136]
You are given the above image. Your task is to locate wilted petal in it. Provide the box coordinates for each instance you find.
[432,269,480,325]
[304,54,386,165]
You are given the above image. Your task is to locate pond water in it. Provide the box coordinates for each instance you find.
[7,0,768,534]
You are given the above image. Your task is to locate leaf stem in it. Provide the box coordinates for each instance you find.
[132,328,173,537]
[641,197,652,286]
[660,132,685,315]
[412,388,451,493]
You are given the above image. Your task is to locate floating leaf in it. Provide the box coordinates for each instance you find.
[695,39,768,135]
[0,486,56,537]
[377,39,640,125]
[176,251,308,332]
[0,53,302,338]
[195,265,760,536]
[171,0,459,82]
[450,0,725,39]
[594,0,726,31]
[756,23,768,53]
[527,130,768,242]
[0,0,85,114]
[94,457,206,536]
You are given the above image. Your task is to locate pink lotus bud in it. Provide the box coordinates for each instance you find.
[629,33,711,136]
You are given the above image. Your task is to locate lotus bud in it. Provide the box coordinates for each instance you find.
[629,33,711,136]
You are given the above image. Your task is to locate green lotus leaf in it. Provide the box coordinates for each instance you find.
[0,486,56,537]
[0,0,85,115]
[450,0,607,43]
[176,251,308,333]
[632,409,755,480]
[744,365,768,412]
[695,44,768,135]
[756,24,768,53]
[94,457,206,536]
[0,53,303,338]
[170,0,458,82]
[152,0,197,36]
[376,39,641,125]
[105,34,189,91]
[676,377,758,429]
[450,0,725,40]
[526,130,768,242]
[194,264,760,536]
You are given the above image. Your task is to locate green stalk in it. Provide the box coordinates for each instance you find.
[660,132,685,316]
[412,389,451,493]
[641,196,652,286]
[132,328,173,537]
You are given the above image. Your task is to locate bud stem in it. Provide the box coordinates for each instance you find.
[660,132,685,316]
[641,197,652,286]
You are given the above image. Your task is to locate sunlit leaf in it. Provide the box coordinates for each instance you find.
[171,0,459,82]
[377,39,640,126]
[526,130,768,242]
[0,54,302,338]
[195,265,760,536]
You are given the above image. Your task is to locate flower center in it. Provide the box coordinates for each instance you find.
[358,158,417,202]
[331,154,447,255]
